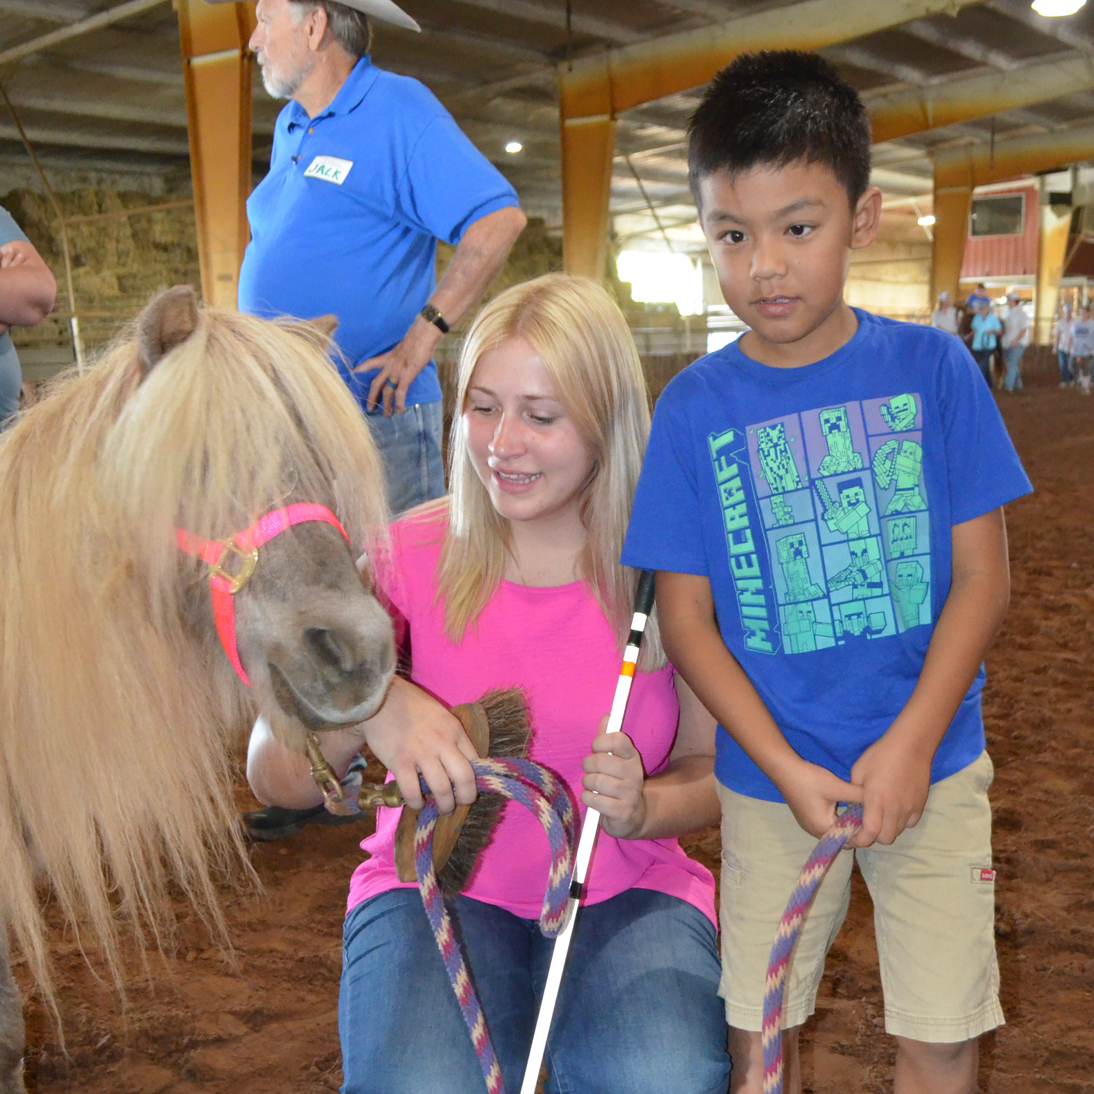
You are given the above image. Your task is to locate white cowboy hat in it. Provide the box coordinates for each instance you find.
[206,0,421,32]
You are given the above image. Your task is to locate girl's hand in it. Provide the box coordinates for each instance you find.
[580,719,648,839]
[360,677,479,814]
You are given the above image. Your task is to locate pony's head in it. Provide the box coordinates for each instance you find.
[0,286,394,1004]
[123,287,396,742]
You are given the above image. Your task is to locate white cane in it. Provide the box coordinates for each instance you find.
[519,570,657,1094]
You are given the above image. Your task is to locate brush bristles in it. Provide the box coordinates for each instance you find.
[438,688,530,896]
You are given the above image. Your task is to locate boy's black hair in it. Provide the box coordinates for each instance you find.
[688,51,871,210]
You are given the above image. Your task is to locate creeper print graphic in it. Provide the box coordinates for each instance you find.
[815,477,871,538]
[891,560,929,629]
[872,439,926,514]
[780,602,834,654]
[817,407,864,475]
[880,393,917,433]
[776,532,825,603]
[828,537,884,600]
[756,423,804,495]
[834,601,887,641]
[886,516,918,559]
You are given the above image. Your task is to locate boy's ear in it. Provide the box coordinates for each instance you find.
[850,186,883,251]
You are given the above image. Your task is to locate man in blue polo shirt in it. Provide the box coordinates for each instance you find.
[220,0,526,514]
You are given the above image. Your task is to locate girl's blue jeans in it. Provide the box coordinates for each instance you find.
[339,887,731,1094]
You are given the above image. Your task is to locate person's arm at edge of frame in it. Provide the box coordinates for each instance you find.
[656,570,863,839]
[0,239,57,333]
[246,675,480,816]
[358,204,527,414]
[846,507,1010,849]
[581,673,720,840]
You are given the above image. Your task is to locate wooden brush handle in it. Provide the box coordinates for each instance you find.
[393,701,490,883]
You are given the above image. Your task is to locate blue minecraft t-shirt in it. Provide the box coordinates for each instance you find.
[622,310,1031,802]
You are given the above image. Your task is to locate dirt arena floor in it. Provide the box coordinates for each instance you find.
[13,356,1094,1093]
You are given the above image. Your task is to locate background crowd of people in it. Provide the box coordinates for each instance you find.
[929,282,1032,393]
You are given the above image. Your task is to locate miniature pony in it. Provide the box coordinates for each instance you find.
[0,287,395,1092]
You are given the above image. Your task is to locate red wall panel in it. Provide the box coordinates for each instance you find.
[960,187,1038,280]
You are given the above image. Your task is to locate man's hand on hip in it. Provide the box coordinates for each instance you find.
[355,314,441,415]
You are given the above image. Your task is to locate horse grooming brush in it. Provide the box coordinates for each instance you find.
[308,687,532,894]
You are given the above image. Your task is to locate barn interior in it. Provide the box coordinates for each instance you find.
[5,0,1094,373]
[1,3,1091,1093]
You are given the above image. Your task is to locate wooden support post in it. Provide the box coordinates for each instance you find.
[560,113,616,280]
[1035,190,1072,346]
[178,0,255,309]
[930,155,973,307]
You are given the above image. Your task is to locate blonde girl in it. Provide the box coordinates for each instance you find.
[247,274,730,1094]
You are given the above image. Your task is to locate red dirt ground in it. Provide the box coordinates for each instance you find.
[14,358,1094,1093]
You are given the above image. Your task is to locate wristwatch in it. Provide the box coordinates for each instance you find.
[420,303,450,334]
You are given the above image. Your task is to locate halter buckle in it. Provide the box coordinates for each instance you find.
[208,539,260,594]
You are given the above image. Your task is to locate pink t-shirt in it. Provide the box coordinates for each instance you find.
[347,510,716,926]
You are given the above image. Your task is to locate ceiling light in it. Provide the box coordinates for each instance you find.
[918,215,936,226]
[505,140,523,154]
[1031,0,1086,16]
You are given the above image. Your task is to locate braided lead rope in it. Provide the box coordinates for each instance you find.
[761,803,864,1094]
[414,756,578,1094]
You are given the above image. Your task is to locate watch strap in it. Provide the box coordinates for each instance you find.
[421,303,450,334]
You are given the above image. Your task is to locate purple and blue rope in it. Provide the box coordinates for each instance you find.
[761,803,864,1094]
[414,756,577,1094]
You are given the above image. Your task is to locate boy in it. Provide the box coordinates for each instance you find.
[622,52,1031,1094]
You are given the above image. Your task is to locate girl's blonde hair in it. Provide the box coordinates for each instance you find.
[437,273,664,668]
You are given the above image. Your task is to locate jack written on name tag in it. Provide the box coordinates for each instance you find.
[303,155,353,185]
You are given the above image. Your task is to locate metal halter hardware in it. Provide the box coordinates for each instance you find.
[176,503,350,687]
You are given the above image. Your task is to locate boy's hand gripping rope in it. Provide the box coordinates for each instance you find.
[761,803,864,1094]
[414,755,578,1094]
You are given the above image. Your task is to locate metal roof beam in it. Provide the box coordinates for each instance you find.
[900,17,1027,70]
[0,0,171,68]
[0,92,188,128]
[868,53,1094,144]
[0,119,188,155]
[559,0,983,120]
[933,119,1094,184]
[822,44,933,88]
[984,0,1094,53]
[0,1,88,20]
[446,0,642,44]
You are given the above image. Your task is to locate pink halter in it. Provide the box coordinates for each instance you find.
[177,503,350,687]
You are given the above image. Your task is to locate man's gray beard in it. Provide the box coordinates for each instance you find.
[259,55,311,99]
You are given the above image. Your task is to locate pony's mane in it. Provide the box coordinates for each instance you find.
[0,305,387,1005]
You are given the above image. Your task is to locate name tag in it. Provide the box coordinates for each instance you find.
[303,155,353,185]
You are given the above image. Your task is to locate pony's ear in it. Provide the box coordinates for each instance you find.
[137,286,200,375]
[287,314,339,353]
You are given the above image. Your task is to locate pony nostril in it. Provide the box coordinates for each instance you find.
[304,626,359,674]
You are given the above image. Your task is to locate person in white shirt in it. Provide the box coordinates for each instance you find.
[1000,292,1029,392]
[1052,304,1074,386]
[930,290,959,335]
[1069,305,1094,394]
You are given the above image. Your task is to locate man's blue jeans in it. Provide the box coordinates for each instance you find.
[339,888,731,1094]
[1058,350,1074,383]
[365,398,445,515]
[1003,344,1024,391]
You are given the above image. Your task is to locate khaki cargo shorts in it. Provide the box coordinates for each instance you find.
[716,752,1004,1043]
